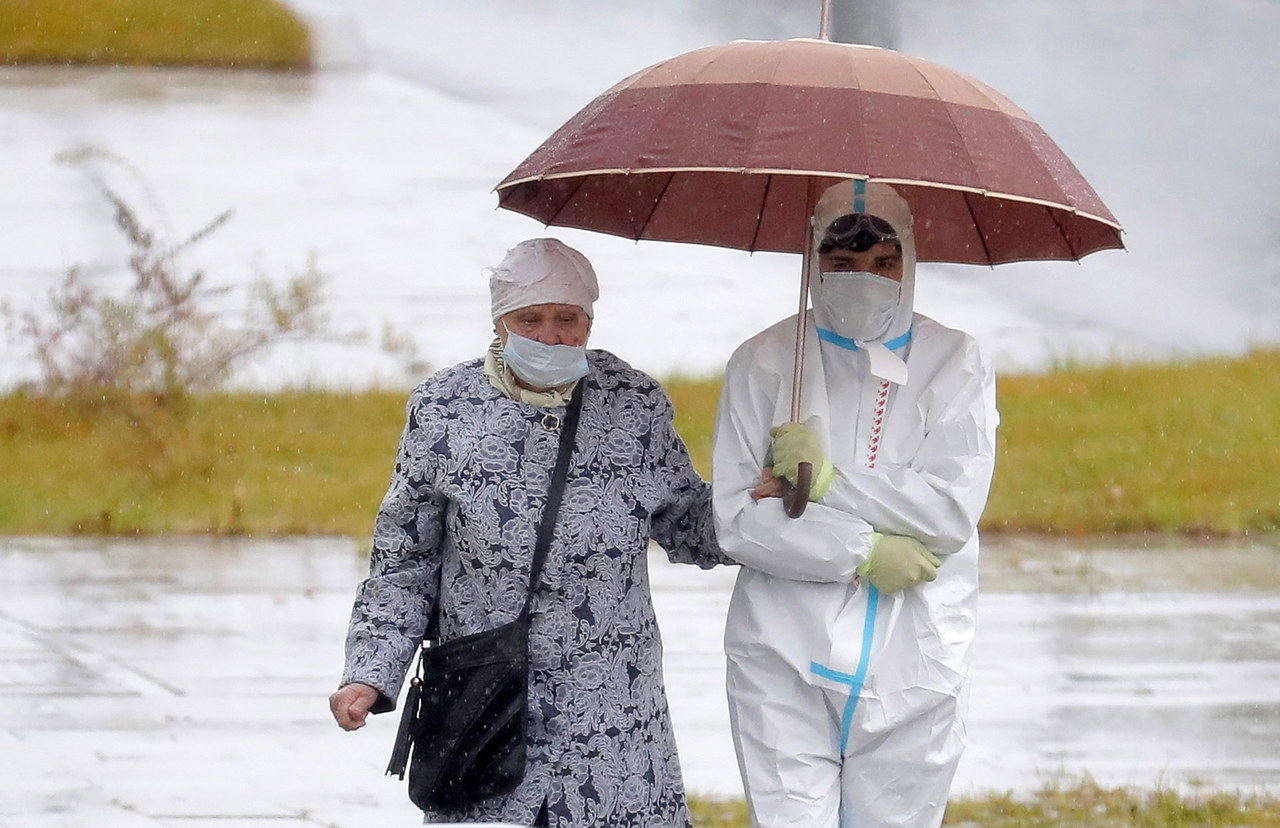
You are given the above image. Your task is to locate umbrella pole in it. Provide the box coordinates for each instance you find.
[790,243,812,423]
[783,179,821,518]
[819,0,833,40]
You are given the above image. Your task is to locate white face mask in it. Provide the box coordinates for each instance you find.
[814,270,901,342]
[502,327,589,389]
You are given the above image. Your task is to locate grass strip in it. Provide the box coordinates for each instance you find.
[0,389,404,535]
[0,0,311,70]
[689,778,1280,826]
[1,349,1278,537]
[984,348,1280,534]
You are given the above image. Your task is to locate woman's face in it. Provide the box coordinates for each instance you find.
[497,303,592,346]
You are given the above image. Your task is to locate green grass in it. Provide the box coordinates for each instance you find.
[666,374,722,478]
[2,349,1279,537]
[983,349,1280,535]
[686,778,1280,826]
[0,389,403,535]
[0,0,311,70]
[688,795,750,827]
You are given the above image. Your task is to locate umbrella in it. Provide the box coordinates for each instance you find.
[496,30,1122,514]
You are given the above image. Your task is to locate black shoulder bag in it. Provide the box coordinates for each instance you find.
[386,380,584,812]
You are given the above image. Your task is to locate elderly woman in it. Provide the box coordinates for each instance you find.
[329,238,726,827]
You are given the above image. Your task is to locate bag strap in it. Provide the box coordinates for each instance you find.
[521,378,585,618]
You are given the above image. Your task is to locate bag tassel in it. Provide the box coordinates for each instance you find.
[385,677,422,779]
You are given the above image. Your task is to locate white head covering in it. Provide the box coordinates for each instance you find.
[488,238,600,322]
[809,180,916,384]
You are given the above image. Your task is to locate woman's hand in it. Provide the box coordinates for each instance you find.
[329,682,380,731]
[751,467,785,501]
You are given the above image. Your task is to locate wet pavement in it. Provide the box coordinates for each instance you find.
[2,535,1279,826]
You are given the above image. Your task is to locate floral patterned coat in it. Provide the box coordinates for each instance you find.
[341,350,728,827]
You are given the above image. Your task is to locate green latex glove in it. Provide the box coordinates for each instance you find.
[856,533,942,594]
[769,422,836,501]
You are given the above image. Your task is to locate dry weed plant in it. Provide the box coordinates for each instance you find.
[2,146,425,408]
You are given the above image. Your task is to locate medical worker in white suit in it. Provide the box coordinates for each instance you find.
[712,180,999,828]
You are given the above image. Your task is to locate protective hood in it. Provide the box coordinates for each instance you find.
[809,181,917,384]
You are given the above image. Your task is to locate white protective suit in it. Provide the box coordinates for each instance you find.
[712,181,999,828]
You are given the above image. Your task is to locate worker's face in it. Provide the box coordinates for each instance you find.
[496,303,591,346]
[818,241,904,282]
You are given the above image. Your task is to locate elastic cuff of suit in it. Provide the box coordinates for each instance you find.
[808,458,837,501]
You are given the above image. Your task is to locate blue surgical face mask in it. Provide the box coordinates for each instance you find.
[814,270,901,342]
[502,327,589,389]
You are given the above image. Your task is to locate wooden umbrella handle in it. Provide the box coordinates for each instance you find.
[782,461,813,518]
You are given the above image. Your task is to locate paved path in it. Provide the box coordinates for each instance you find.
[3,535,1280,826]
[0,537,426,827]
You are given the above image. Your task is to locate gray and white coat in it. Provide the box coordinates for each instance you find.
[340,349,728,827]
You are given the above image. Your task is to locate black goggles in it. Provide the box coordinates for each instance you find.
[818,213,900,253]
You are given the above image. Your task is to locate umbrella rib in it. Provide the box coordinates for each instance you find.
[736,46,783,252]
[900,56,986,194]
[905,58,1105,263]
[961,192,994,264]
[635,172,678,242]
[922,58,1103,252]
[1045,203,1081,260]
[542,175,591,231]
[748,173,776,252]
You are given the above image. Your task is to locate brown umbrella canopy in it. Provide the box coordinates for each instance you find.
[497,39,1123,264]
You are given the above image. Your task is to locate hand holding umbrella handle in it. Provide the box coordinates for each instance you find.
[782,461,813,518]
